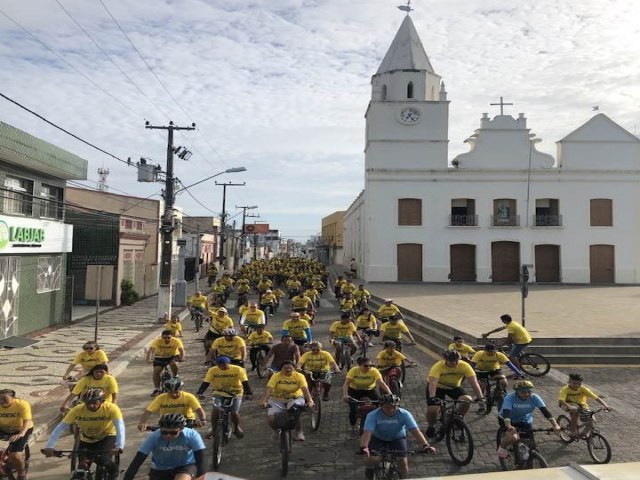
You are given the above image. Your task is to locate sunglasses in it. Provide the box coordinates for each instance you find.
[83,347,95,350]
[161,430,181,436]
[362,364,373,368]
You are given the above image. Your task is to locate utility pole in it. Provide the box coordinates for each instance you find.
[146,121,195,321]
[236,206,258,267]
[216,182,245,272]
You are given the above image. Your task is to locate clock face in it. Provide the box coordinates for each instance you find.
[399,107,421,124]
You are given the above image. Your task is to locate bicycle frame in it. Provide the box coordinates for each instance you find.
[0,437,30,480]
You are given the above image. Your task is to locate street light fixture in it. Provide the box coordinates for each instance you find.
[179,166,246,191]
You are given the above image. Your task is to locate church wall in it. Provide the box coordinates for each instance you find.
[366,142,449,170]
[558,142,640,170]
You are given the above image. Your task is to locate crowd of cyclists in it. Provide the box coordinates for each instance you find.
[0,257,614,480]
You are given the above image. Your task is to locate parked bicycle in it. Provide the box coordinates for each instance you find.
[0,435,30,480]
[557,408,611,464]
[268,402,306,477]
[430,399,476,466]
[496,426,552,470]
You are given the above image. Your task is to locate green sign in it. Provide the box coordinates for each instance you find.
[0,220,46,250]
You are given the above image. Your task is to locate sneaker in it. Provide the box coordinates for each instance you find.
[367,342,374,347]
[235,426,245,439]
[365,468,374,480]
[294,431,305,441]
[497,447,509,459]
[425,425,436,438]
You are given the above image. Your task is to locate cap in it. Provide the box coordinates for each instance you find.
[215,356,231,364]
[384,298,393,302]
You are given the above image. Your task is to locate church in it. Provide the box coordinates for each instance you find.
[343,14,640,284]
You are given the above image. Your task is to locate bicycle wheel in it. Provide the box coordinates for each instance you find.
[280,429,291,477]
[519,353,550,377]
[211,423,224,470]
[195,314,202,332]
[344,350,353,370]
[446,417,474,466]
[587,432,611,464]
[374,461,400,480]
[498,446,518,471]
[310,391,322,431]
[527,450,549,469]
[256,350,268,379]
[389,378,402,398]
[484,382,494,414]
[556,415,574,443]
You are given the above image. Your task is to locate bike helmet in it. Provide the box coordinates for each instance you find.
[163,377,184,392]
[217,307,228,313]
[484,343,496,351]
[380,394,401,406]
[223,328,237,336]
[383,340,397,349]
[215,355,231,364]
[309,341,322,350]
[442,349,461,362]
[81,388,106,403]
[513,380,534,391]
[159,413,187,429]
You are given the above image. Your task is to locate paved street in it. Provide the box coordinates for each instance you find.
[22,290,640,479]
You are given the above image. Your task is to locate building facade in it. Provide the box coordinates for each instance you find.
[318,211,345,266]
[344,15,640,284]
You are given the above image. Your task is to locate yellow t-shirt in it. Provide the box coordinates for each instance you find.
[428,360,476,389]
[242,309,266,326]
[211,336,246,360]
[247,331,273,346]
[267,371,307,400]
[377,304,401,318]
[149,337,184,358]
[376,350,406,368]
[299,350,335,372]
[448,342,476,356]
[380,321,409,339]
[71,375,119,402]
[346,366,383,391]
[0,399,32,432]
[507,321,532,345]
[203,365,248,397]
[559,385,598,408]
[330,321,357,338]
[146,391,202,420]
[355,314,377,330]
[471,351,509,372]
[209,315,234,334]
[286,280,302,290]
[236,284,251,294]
[340,298,357,310]
[260,293,277,305]
[282,319,310,340]
[164,321,183,337]
[273,289,286,299]
[189,294,209,309]
[353,289,370,300]
[72,350,109,370]
[341,283,356,294]
[62,402,123,443]
[291,295,313,309]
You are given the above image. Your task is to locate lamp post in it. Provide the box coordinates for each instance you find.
[236,205,258,267]
[216,181,246,271]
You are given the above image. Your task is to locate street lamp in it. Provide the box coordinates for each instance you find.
[179,166,247,191]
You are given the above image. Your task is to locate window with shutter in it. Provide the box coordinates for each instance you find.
[398,198,422,226]
[590,199,612,226]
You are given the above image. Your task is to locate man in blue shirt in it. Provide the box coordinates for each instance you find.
[497,380,560,459]
[122,413,206,480]
[360,394,435,479]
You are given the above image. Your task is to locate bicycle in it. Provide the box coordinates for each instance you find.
[430,399,476,466]
[0,435,30,480]
[477,373,506,415]
[365,449,428,480]
[496,426,552,470]
[207,395,237,470]
[268,402,306,477]
[348,397,380,436]
[489,340,550,377]
[557,407,611,464]
[304,371,334,431]
[44,435,121,480]
[251,346,270,379]
[380,365,404,398]
[192,309,205,333]
[334,337,355,370]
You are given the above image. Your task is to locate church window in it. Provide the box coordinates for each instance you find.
[382,85,387,100]
[535,199,561,226]
[492,199,518,226]
[450,199,477,226]
[398,198,422,226]
[590,199,612,226]
[407,82,414,99]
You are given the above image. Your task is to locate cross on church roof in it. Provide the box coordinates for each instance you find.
[397,0,413,14]
[490,96,514,115]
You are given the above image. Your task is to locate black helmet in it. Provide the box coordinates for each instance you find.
[159,413,187,429]
[380,394,401,406]
[81,388,106,403]
[163,377,184,392]
[443,349,461,362]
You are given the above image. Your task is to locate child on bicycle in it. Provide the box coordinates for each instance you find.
[558,373,612,436]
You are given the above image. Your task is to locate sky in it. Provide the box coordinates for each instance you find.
[1,0,639,241]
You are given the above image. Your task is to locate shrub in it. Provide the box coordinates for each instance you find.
[120,279,140,305]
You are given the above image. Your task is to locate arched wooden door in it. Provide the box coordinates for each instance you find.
[450,244,476,281]
[491,241,520,282]
[590,245,614,283]
[397,244,422,281]
[535,245,560,282]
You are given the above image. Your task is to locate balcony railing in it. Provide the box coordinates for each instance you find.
[491,214,520,227]
[534,214,563,227]
[449,214,478,226]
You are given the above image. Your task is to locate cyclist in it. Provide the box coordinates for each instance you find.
[259,289,277,318]
[44,389,124,480]
[263,335,301,373]
[424,349,484,438]
[304,285,320,307]
[138,378,206,431]
[558,373,612,436]
[360,394,435,479]
[146,331,185,396]
[257,276,273,295]
[260,360,314,441]
[339,292,358,317]
[379,315,416,352]
[340,279,357,298]
[334,275,346,300]
[206,329,246,367]
[207,264,217,286]
[211,281,227,306]
[0,389,33,480]
[247,324,273,371]
[286,276,302,299]
[61,363,119,412]
[470,344,524,413]
[187,291,209,322]
[196,356,253,439]
[377,299,403,324]
[298,342,340,401]
[239,303,266,334]
[355,308,379,347]
[62,341,109,380]
[272,287,286,313]
[353,284,371,310]
[220,273,235,299]
[311,277,326,295]
[481,313,532,370]
[124,413,206,480]
[448,336,475,362]
[497,380,560,459]
[204,307,234,354]
[282,312,312,348]
[291,291,314,314]
[164,315,183,337]
[342,357,391,437]
[376,340,415,383]
[330,313,361,362]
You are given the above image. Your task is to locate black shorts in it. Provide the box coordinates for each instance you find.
[153,356,178,368]
[368,436,408,457]
[292,338,307,347]
[149,464,197,480]
[426,386,467,405]
[204,330,223,342]
[476,369,503,380]
[78,435,116,460]
[0,428,32,452]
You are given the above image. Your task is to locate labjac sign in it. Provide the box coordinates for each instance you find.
[0,220,45,249]
[0,215,72,253]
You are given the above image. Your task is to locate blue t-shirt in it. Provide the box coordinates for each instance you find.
[500,392,546,425]
[363,407,418,441]
[138,428,206,470]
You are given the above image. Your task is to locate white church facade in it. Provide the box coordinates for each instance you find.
[343,15,640,284]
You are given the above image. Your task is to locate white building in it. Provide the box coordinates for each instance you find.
[344,15,640,284]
